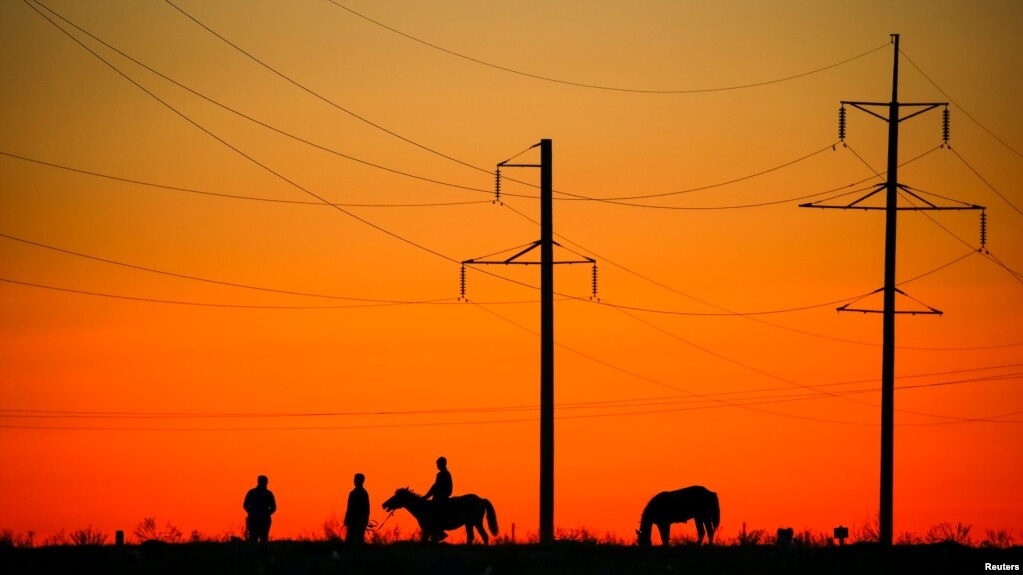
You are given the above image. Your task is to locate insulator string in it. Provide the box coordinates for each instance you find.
[494,168,502,205]
[591,263,599,301]
[942,106,950,147]
[979,210,988,253]
[838,106,847,142]
[459,264,467,301]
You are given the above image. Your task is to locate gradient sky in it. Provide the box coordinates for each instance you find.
[2,0,1021,543]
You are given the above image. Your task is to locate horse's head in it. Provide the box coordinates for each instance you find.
[382,487,416,512]
[636,523,652,547]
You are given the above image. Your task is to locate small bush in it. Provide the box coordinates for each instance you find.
[367,525,408,544]
[896,531,923,545]
[68,526,107,546]
[982,529,1015,549]
[736,522,769,546]
[793,529,830,547]
[323,515,344,541]
[0,529,35,548]
[925,521,972,545]
[853,515,880,543]
[133,517,183,543]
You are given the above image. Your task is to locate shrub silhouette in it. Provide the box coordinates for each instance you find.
[67,527,106,546]
[925,521,972,545]
[982,529,1015,549]
[0,529,35,548]
[322,515,343,541]
[134,517,183,543]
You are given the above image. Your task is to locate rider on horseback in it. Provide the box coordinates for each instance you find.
[424,456,453,540]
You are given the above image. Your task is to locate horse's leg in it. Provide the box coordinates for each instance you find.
[478,519,489,545]
[706,519,716,545]
[696,520,706,545]
[465,523,474,544]
[657,522,670,546]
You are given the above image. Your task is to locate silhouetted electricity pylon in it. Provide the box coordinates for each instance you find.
[461,139,594,544]
[800,34,985,547]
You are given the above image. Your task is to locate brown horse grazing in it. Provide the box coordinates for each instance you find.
[637,486,720,546]
[382,487,498,544]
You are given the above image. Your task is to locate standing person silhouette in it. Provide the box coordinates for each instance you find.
[423,456,453,540]
[343,473,370,544]
[243,475,277,543]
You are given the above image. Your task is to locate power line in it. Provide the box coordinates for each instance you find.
[160,0,880,205]
[29,3,895,210]
[16,3,519,199]
[949,146,1023,218]
[0,277,455,309]
[498,200,976,319]
[8,369,1016,432]
[904,195,1023,287]
[4,363,1019,420]
[0,232,442,303]
[601,298,1022,425]
[498,198,1020,350]
[28,0,468,267]
[573,144,941,210]
[473,300,885,427]
[20,0,663,310]
[329,0,889,94]
[1,151,492,207]
[900,49,1023,161]
[162,0,488,176]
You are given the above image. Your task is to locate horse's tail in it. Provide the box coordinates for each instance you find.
[710,491,721,530]
[483,498,499,535]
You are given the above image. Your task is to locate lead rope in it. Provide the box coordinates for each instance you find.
[367,510,396,532]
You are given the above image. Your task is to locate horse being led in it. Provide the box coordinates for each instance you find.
[382,487,498,544]
[637,485,720,546]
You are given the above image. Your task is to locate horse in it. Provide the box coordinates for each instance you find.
[381,487,498,544]
[637,485,720,546]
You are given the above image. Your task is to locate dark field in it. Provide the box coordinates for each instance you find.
[3,541,1022,575]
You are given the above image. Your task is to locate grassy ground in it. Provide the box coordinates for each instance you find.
[3,540,1021,575]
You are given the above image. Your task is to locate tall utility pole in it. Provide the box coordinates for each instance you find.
[462,139,594,544]
[538,139,555,545]
[801,34,984,546]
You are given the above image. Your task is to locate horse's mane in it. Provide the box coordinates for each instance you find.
[638,492,665,527]
[395,486,420,496]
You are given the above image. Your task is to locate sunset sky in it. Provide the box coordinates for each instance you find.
[2,0,1021,544]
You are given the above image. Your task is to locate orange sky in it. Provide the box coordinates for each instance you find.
[2,0,1021,544]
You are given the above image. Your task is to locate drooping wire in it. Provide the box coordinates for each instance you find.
[328,0,889,95]
[25,0,463,266]
[949,146,1023,218]
[0,232,443,304]
[901,49,1023,160]
[0,277,452,309]
[161,0,487,176]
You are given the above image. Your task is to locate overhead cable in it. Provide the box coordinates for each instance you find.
[329,0,888,94]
